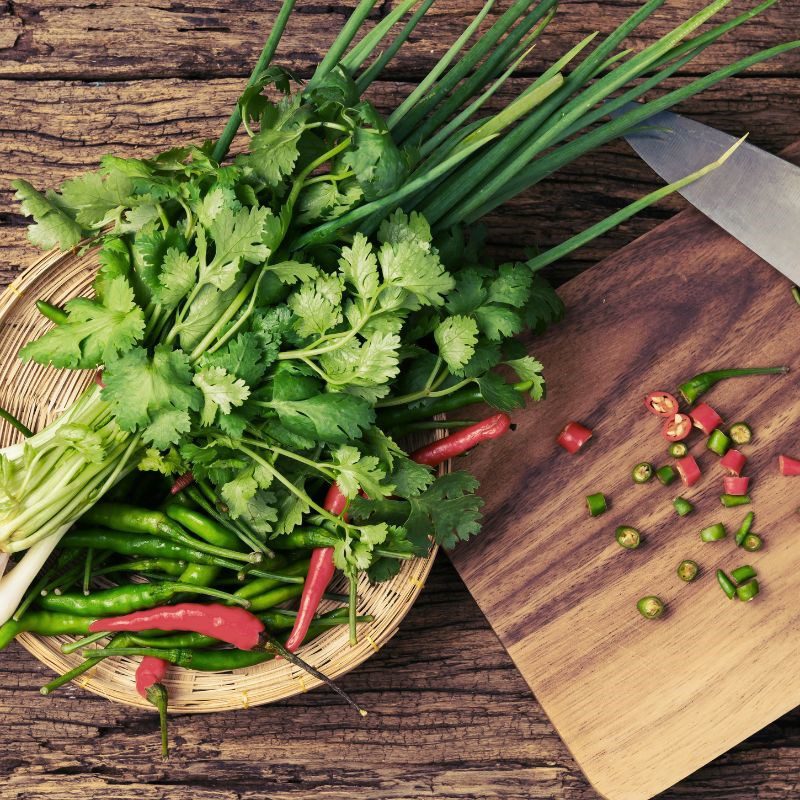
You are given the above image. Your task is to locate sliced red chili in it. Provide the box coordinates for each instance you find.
[676,455,701,487]
[662,413,692,442]
[720,449,746,476]
[779,454,800,476]
[723,476,750,495]
[644,391,679,417]
[690,402,722,435]
[557,421,593,454]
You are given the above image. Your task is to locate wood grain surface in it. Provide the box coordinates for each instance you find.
[1,1,799,798]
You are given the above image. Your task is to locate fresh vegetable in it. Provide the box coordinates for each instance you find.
[0,407,34,439]
[734,512,755,547]
[716,569,736,599]
[144,681,169,760]
[631,462,654,484]
[675,455,701,487]
[736,579,760,601]
[690,402,722,435]
[720,449,746,476]
[667,442,688,459]
[728,422,752,445]
[723,476,750,496]
[644,391,679,417]
[673,497,694,517]
[556,421,592,454]
[700,523,726,542]
[678,366,788,404]
[707,429,732,456]
[731,565,756,583]
[662,413,692,442]
[586,493,607,517]
[779,454,800,476]
[35,300,69,326]
[412,414,511,467]
[742,534,763,552]
[615,526,640,550]
[655,465,677,486]
[676,559,699,582]
[636,596,664,620]
[721,493,751,507]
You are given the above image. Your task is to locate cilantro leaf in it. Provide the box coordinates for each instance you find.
[95,236,132,299]
[60,171,134,227]
[476,372,525,412]
[333,522,389,572]
[19,276,145,369]
[287,273,344,338]
[473,304,522,342]
[269,393,375,444]
[12,179,85,250]
[202,332,266,387]
[339,233,379,299]
[331,445,392,499]
[523,274,565,333]
[487,262,533,308]
[267,260,317,285]
[156,248,198,308]
[220,468,259,519]
[192,366,251,426]
[505,355,546,401]
[319,330,401,389]
[434,315,478,371]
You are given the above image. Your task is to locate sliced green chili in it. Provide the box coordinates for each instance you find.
[707,429,732,456]
[734,511,755,546]
[615,526,640,550]
[700,522,726,542]
[677,559,699,582]
[678,366,788,404]
[728,422,752,445]
[742,534,763,552]
[586,492,608,517]
[673,497,694,517]
[736,579,760,602]
[731,565,756,584]
[721,493,751,508]
[632,462,654,484]
[716,569,736,599]
[637,596,664,619]
[668,442,688,459]
[655,465,677,486]
[793,286,800,307]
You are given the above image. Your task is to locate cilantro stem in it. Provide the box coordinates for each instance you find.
[239,437,337,481]
[211,0,297,164]
[374,378,474,409]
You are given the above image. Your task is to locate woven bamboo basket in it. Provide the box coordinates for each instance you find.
[0,248,439,712]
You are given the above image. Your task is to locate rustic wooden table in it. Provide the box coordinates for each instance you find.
[1,2,799,798]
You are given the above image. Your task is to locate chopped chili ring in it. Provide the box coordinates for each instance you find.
[779,454,800,476]
[729,422,752,445]
[742,534,763,552]
[656,465,677,486]
[723,476,750,496]
[677,559,699,582]
[721,493,751,508]
[707,429,732,456]
[734,511,755,547]
[637,596,664,619]
[720,449,746,476]
[731,565,756,584]
[673,497,694,517]
[662,413,692,442]
[556,421,593,454]
[631,462,654,484]
[716,569,736,600]
[690,402,722,435]
[736,579,760,602]
[700,522,727,542]
[644,391,680,417]
[615,526,641,549]
[586,493,607,517]
[668,442,688,459]
[676,455,701,487]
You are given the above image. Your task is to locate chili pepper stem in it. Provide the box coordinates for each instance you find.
[146,683,170,761]
[0,406,34,438]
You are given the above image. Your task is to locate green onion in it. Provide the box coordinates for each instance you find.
[728,422,752,445]
[716,569,737,599]
[731,565,756,584]
[721,493,751,508]
[673,497,694,517]
[707,429,732,456]
[735,512,755,546]
[656,465,677,486]
[742,534,763,552]
[736,579,760,602]
[586,492,608,517]
[700,523,726,542]
[677,559,699,582]
[631,462,654,484]
[668,442,688,459]
[615,526,641,550]
[637,596,664,620]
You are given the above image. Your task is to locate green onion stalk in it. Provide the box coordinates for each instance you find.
[1,0,797,625]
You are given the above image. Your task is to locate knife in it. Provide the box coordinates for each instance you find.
[613,103,800,283]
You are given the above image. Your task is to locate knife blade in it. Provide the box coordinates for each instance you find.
[613,103,800,285]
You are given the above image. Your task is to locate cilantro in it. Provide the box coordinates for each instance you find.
[331,445,392,500]
[202,332,266,386]
[12,179,85,250]
[60,171,134,227]
[333,522,388,572]
[287,273,344,338]
[192,366,251,427]
[434,315,478,371]
[476,372,525,412]
[269,393,374,444]
[505,355,546,401]
[156,248,198,308]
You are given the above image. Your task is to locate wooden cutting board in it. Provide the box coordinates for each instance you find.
[450,141,800,800]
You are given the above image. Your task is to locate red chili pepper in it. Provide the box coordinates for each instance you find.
[89,603,265,650]
[135,656,168,698]
[94,370,105,389]
[676,455,701,487]
[412,413,511,466]
[662,413,692,442]
[556,421,593,454]
[644,391,679,417]
[170,471,195,495]
[720,449,747,476]
[690,402,723,435]
[779,454,800,476]
[723,476,750,495]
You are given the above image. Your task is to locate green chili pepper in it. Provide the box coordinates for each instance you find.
[90,558,188,579]
[700,523,727,542]
[736,579,760,602]
[742,534,763,552]
[728,422,752,445]
[678,366,788,404]
[716,569,737,599]
[676,560,699,582]
[615,526,640,550]
[270,527,338,551]
[35,299,69,325]
[721,494,751,508]
[163,503,242,551]
[668,442,688,459]
[707,429,732,456]
[234,558,311,600]
[735,512,755,547]
[631,462,654,484]
[247,583,305,613]
[637,596,664,619]
[673,497,694,517]
[731,565,756,584]
[655,465,677,486]
[586,493,607,517]
[0,610,94,650]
